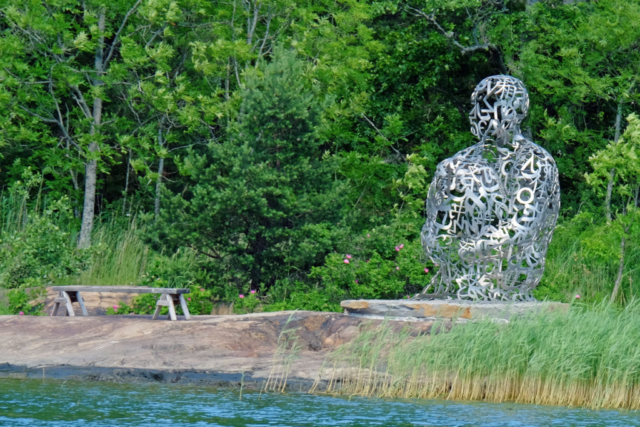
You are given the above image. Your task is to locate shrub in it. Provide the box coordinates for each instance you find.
[105,286,215,316]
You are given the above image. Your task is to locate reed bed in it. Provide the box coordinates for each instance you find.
[322,302,640,410]
[262,313,302,393]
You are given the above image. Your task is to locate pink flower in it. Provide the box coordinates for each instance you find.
[250,290,256,294]
[396,266,400,270]
[355,280,358,284]
[367,234,370,237]
[200,288,205,292]
[424,268,429,273]
[366,259,370,263]
[346,254,352,259]
[19,311,24,316]
[400,244,404,249]
[239,294,245,299]
[187,297,191,301]
[405,295,410,299]
[395,246,400,251]
[344,259,350,264]
[113,306,118,310]
[575,294,581,299]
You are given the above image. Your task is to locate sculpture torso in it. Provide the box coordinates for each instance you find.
[421,133,560,301]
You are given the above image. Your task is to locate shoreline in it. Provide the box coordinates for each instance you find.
[0,311,432,391]
[0,364,318,391]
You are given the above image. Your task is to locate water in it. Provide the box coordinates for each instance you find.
[0,379,639,426]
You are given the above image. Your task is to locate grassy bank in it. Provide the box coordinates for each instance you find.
[322,302,640,410]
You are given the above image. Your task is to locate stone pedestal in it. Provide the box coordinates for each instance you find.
[340,299,568,322]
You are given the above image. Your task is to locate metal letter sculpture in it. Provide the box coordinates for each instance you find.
[417,75,560,301]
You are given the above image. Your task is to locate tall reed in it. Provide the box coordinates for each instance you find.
[324,301,640,409]
[59,216,150,286]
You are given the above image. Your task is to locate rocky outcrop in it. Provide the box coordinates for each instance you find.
[0,311,433,388]
[341,299,569,322]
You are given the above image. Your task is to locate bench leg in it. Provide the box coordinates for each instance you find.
[62,291,75,317]
[51,291,67,316]
[152,295,164,320]
[76,291,89,316]
[51,302,60,316]
[179,294,191,320]
[166,294,177,321]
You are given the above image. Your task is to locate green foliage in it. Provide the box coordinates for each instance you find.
[311,239,431,301]
[263,286,342,313]
[150,46,347,294]
[534,212,640,304]
[234,291,262,315]
[0,172,89,290]
[7,288,44,315]
[106,286,215,316]
[587,114,640,199]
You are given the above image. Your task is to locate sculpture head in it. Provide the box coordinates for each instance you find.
[470,75,529,146]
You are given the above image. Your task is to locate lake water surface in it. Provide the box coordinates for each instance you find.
[0,378,639,426]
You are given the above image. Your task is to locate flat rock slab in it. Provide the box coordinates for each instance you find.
[341,299,568,321]
[0,311,433,387]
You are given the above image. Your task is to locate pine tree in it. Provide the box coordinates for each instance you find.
[152,47,346,292]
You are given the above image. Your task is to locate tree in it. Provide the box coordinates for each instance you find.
[494,0,640,212]
[587,114,640,302]
[151,47,347,292]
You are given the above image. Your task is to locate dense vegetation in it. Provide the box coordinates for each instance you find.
[1,0,639,314]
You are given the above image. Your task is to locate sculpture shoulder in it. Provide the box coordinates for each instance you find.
[434,144,482,175]
[516,141,559,179]
[518,140,557,167]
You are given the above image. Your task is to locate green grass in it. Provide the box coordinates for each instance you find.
[322,301,640,409]
[58,216,151,286]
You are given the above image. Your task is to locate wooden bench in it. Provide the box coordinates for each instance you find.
[50,286,191,321]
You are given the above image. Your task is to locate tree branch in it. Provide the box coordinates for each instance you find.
[69,85,93,119]
[360,114,405,159]
[103,0,144,69]
[406,6,498,55]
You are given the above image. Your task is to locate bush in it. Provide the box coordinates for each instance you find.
[5,288,45,315]
[0,172,89,290]
[106,286,215,316]
[310,222,432,302]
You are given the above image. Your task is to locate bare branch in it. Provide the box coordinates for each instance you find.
[145,25,167,50]
[69,85,93,119]
[406,6,498,55]
[246,0,262,46]
[361,114,405,159]
[19,105,58,124]
[103,0,144,68]
[256,11,272,58]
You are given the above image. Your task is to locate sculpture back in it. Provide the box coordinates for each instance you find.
[418,75,560,301]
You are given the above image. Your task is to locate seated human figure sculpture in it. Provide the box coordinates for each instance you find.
[417,75,560,301]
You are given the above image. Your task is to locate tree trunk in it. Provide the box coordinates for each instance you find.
[605,101,624,224]
[122,148,131,216]
[154,125,164,221]
[611,236,626,303]
[605,168,615,223]
[78,9,105,249]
